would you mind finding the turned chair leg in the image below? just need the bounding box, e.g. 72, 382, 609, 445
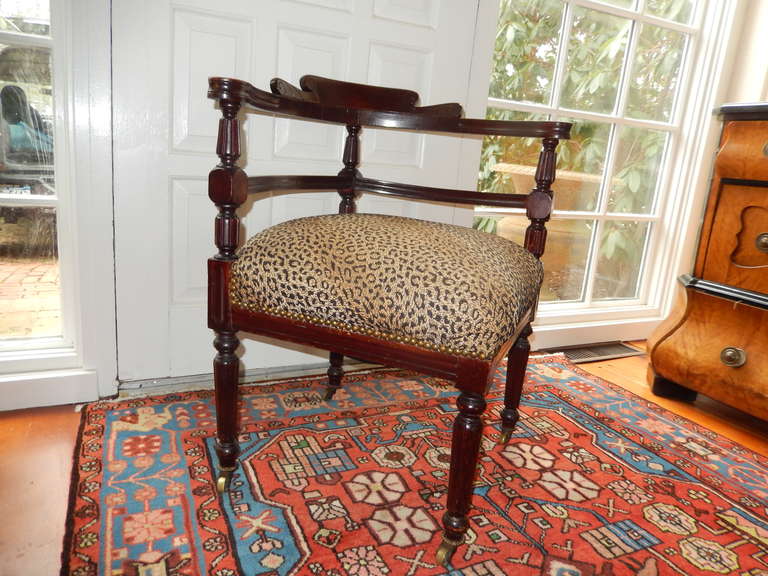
213, 330, 241, 493
437, 392, 486, 566
324, 351, 344, 400
499, 324, 532, 444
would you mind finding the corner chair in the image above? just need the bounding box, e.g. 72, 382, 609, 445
207, 74, 570, 564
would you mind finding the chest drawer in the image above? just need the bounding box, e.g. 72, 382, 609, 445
700, 183, 768, 292
651, 289, 768, 418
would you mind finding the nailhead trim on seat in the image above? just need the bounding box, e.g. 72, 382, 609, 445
231, 299, 487, 359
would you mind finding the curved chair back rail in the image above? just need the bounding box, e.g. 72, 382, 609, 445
208, 75, 571, 139
247, 174, 530, 209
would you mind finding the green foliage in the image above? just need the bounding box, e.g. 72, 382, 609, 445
472, 216, 499, 235
489, 0, 562, 104
480, 0, 687, 299
645, 0, 693, 24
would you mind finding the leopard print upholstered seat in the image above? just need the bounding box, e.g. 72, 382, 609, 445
230, 213, 543, 360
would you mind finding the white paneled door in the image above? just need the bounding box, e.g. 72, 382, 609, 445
112, 0, 483, 382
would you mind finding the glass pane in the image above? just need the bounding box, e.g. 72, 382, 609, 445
489, 215, 594, 302
608, 127, 669, 214
553, 118, 611, 211
0, 43, 54, 181
478, 108, 548, 195
0, 0, 50, 36
560, 6, 631, 114
645, 0, 694, 24
0, 206, 60, 338
626, 25, 687, 122
593, 220, 650, 300
489, 0, 563, 105
0, 2, 59, 340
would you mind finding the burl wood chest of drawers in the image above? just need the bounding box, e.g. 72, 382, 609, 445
647, 103, 768, 418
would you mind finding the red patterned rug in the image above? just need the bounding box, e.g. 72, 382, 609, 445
62, 356, 768, 576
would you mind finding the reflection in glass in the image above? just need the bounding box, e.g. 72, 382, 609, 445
608, 127, 668, 214
491, 216, 594, 302
0, 1, 59, 339
560, 7, 631, 114
0, 1, 50, 36
488, 0, 563, 105
0, 40, 54, 192
626, 25, 687, 122
593, 220, 650, 300
645, 0, 694, 24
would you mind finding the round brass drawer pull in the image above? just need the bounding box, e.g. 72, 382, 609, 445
757, 233, 768, 253
720, 347, 747, 367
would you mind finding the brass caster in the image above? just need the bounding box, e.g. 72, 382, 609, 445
498, 428, 513, 445
435, 539, 458, 566
216, 467, 235, 494
323, 387, 338, 401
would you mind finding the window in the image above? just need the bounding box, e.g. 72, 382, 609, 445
476, 0, 730, 330
0, 0, 59, 341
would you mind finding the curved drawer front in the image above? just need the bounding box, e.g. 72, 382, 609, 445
702, 183, 768, 293
717, 120, 768, 181
652, 290, 768, 419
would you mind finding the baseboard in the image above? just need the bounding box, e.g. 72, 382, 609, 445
118, 360, 377, 397
530, 318, 658, 350
0, 369, 100, 411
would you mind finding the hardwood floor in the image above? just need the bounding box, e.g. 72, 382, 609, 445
1, 348, 767, 575
577, 347, 768, 457
0, 404, 81, 576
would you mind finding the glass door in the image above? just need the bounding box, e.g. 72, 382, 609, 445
0, 0, 59, 342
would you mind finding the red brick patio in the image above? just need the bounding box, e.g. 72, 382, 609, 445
0, 258, 61, 339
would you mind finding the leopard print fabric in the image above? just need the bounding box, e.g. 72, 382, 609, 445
230, 213, 543, 360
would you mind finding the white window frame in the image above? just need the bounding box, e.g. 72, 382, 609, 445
0, 0, 116, 410
467, 0, 742, 348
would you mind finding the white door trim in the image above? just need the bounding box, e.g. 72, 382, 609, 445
0, 0, 117, 411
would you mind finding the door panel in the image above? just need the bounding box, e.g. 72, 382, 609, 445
113, 0, 481, 381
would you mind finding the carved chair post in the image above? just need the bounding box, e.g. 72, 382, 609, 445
325, 124, 363, 399
500, 137, 557, 444
208, 95, 247, 492
338, 124, 361, 214
524, 137, 557, 259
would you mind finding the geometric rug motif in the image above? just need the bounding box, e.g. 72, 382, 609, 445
61, 356, 768, 575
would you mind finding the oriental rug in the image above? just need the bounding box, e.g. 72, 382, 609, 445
62, 356, 768, 576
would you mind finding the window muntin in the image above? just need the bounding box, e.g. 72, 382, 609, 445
477, 0, 700, 308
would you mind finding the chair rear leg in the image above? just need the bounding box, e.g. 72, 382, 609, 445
437, 391, 486, 565
213, 330, 241, 493
499, 324, 532, 444
324, 351, 344, 400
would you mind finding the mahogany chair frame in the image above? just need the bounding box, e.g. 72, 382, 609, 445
207, 75, 570, 564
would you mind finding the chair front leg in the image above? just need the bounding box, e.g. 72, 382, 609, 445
213, 329, 241, 493
500, 324, 532, 444
437, 391, 486, 565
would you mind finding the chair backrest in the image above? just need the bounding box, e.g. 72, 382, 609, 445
207, 75, 571, 261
